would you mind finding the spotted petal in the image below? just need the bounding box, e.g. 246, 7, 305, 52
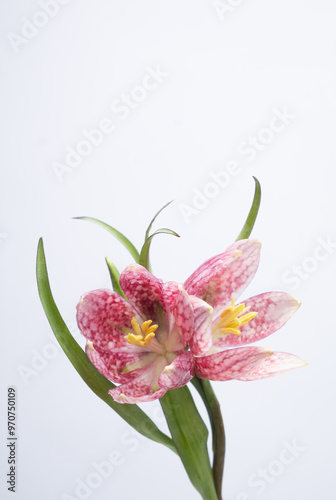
76, 289, 134, 352
188, 296, 213, 356
194, 346, 273, 381
236, 352, 307, 380
184, 239, 261, 316
162, 282, 194, 348
86, 341, 112, 380
109, 357, 168, 403
158, 351, 195, 390
86, 341, 157, 384
119, 264, 163, 323
213, 292, 301, 348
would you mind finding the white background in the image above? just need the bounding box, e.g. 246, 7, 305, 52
1, 1, 336, 499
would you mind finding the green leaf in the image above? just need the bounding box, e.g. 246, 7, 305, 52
145, 200, 173, 240
139, 228, 180, 271
160, 387, 218, 500
74, 217, 140, 262
105, 257, 126, 298
36, 238, 175, 453
236, 176, 261, 241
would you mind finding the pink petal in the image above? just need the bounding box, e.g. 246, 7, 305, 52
86, 341, 157, 384
194, 346, 273, 381
236, 352, 307, 380
188, 296, 213, 356
213, 292, 301, 348
86, 341, 112, 380
109, 357, 168, 404
119, 264, 163, 323
162, 282, 194, 347
184, 239, 261, 316
76, 289, 134, 351
158, 351, 195, 390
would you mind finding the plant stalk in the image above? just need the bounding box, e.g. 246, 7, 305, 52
191, 377, 225, 500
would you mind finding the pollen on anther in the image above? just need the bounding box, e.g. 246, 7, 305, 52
125, 317, 158, 348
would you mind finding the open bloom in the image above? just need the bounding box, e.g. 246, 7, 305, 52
76, 264, 211, 403
184, 239, 307, 381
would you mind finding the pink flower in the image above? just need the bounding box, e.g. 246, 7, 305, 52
76, 264, 211, 404
184, 239, 307, 381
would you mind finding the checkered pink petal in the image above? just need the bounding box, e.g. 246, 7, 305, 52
184, 239, 261, 317
109, 357, 168, 403
162, 282, 194, 346
86, 341, 157, 384
119, 264, 163, 323
76, 289, 134, 352
236, 352, 307, 380
158, 351, 195, 390
194, 346, 273, 381
188, 296, 213, 356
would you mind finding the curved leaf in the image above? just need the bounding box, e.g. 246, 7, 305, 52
74, 216, 140, 262
36, 238, 175, 452
105, 257, 126, 298
160, 387, 218, 500
236, 177, 261, 241
139, 228, 180, 271
145, 200, 173, 240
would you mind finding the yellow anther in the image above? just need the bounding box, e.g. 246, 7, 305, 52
214, 298, 258, 337
239, 311, 258, 326
131, 317, 143, 336
220, 302, 246, 325
221, 327, 241, 336
226, 318, 241, 329
125, 317, 158, 347
147, 324, 159, 334
141, 320, 153, 333
144, 332, 156, 343
126, 333, 145, 347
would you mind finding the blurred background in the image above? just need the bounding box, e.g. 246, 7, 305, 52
1, 1, 335, 499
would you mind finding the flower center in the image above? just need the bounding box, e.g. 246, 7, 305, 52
214, 298, 258, 336
125, 317, 159, 347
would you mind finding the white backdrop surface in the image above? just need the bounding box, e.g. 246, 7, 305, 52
1, 1, 336, 499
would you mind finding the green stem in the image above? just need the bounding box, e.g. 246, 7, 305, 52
160, 387, 218, 500
191, 377, 225, 500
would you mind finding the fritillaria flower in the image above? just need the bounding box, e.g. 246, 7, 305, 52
76, 264, 211, 403
184, 239, 307, 381
37, 179, 308, 500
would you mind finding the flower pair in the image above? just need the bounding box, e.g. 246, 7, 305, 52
76, 239, 306, 404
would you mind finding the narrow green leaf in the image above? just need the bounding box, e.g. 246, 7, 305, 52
105, 257, 126, 298
139, 228, 180, 271
36, 238, 175, 452
145, 200, 173, 240
236, 177, 261, 241
74, 217, 140, 262
160, 387, 218, 500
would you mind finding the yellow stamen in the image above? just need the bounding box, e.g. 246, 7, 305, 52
214, 298, 258, 337
147, 324, 159, 334
141, 320, 152, 333
125, 317, 158, 347
131, 317, 143, 336
239, 311, 258, 326
221, 327, 241, 336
